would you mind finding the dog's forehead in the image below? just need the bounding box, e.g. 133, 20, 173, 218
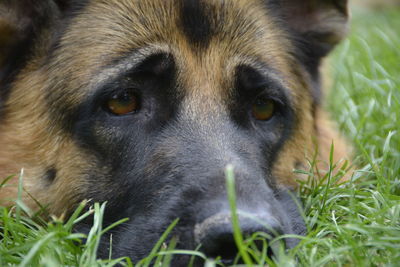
74, 0, 281, 46
49, 0, 294, 104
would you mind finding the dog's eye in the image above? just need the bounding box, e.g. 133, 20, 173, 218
106, 91, 139, 115
252, 97, 275, 121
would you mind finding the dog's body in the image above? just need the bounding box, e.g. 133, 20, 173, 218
0, 0, 350, 264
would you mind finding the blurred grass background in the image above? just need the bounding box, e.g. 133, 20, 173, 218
295, 4, 400, 266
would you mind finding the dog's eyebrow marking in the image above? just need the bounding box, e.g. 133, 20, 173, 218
89, 46, 170, 91
235, 61, 292, 103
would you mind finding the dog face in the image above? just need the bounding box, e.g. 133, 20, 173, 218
0, 0, 349, 264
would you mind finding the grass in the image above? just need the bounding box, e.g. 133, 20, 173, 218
295, 7, 400, 266
1, 7, 400, 267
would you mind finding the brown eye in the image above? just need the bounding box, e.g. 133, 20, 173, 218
252, 97, 275, 121
107, 91, 139, 115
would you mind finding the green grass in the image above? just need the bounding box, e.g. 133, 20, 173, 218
296, 7, 400, 266
1, 7, 400, 267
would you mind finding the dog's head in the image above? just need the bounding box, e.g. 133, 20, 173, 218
0, 0, 348, 264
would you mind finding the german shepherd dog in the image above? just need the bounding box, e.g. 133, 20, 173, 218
0, 0, 351, 264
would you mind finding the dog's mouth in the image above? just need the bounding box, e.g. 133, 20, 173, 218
84, 186, 306, 265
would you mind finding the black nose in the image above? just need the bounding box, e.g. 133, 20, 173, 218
194, 212, 284, 264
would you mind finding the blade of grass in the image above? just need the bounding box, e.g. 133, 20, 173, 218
225, 164, 253, 265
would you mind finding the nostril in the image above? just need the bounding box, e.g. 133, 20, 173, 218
199, 228, 238, 264
194, 212, 284, 263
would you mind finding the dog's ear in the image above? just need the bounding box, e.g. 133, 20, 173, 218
279, 0, 349, 57
0, 0, 65, 78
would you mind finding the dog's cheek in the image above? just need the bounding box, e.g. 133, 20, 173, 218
0, 131, 95, 215
272, 64, 352, 187
0, 70, 95, 215
41, 143, 99, 215
272, 64, 316, 187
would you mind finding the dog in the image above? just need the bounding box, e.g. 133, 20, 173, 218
0, 0, 351, 265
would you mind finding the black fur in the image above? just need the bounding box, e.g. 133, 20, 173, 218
46, 0, 90, 61
179, 0, 214, 48
44, 168, 57, 183
264, 0, 348, 107
0, 1, 56, 117
290, 32, 325, 105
